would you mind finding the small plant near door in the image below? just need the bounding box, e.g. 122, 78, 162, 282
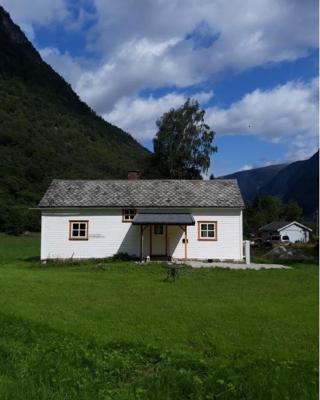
162, 262, 186, 281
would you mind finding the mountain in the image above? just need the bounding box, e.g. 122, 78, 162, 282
260, 151, 319, 217
222, 152, 319, 217
222, 164, 287, 202
0, 6, 149, 233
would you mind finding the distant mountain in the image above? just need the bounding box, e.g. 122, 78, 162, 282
0, 6, 149, 232
222, 152, 319, 217
260, 151, 319, 217
221, 164, 287, 202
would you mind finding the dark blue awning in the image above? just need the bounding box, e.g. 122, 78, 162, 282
132, 213, 195, 225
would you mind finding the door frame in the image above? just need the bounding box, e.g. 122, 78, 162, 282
150, 224, 168, 257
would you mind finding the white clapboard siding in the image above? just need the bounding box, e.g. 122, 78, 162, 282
41, 208, 243, 261
41, 209, 140, 260
169, 208, 243, 261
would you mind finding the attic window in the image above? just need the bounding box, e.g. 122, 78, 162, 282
122, 209, 136, 222
198, 221, 217, 241
69, 221, 88, 240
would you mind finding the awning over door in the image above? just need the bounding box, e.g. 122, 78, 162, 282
132, 213, 195, 225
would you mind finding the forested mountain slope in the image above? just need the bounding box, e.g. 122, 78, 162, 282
260, 151, 319, 217
0, 6, 149, 232
222, 164, 286, 202
222, 152, 319, 217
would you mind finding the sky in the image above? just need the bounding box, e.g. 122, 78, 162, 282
1, 0, 319, 176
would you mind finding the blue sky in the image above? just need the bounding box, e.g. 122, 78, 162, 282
2, 0, 318, 176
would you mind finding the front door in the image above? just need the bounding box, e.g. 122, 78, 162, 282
151, 225, 166, 256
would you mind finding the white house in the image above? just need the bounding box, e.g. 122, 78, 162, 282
259, 221, 312, 243
38, 173, 245, 261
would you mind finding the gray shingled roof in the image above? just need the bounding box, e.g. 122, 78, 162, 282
259, 221, 292, 231
259, 221, 312, 232
38, 179, 244, 208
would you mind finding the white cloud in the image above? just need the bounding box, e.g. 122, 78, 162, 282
40, 47, 85, 85
205, 79, 319, 161
241, 165, 254, 171
28, 0, 317, 119
79, 0, 317, 116
1, 0, 69, 27
104, 91, 213, 140
90, 0, 317, 61
75, 37, 196, 114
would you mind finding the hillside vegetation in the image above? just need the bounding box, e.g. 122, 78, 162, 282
0, 6, 149, 233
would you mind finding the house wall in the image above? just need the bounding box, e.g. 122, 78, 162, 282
279, 225, 309, 243
168, 208, 243, 260
41, 209, 140, 260
41, 208, 243, 261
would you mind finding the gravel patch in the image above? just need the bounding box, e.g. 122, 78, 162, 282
180, 261, 290, 270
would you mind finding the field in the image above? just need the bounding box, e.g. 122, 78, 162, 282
0, 234, 318, 399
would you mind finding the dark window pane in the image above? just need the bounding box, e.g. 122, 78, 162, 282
73, 223, 79, 230
124, 209, 135, 220
79, 230, 86, 237
72, 229, 78, 236
80, 223, 86, 230
201, 230, 207, 237
208, 231, 214, 237
208, 224, 214, 231
154, 225, 164, 235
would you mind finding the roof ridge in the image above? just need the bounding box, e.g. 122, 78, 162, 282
52, 179, 237, 182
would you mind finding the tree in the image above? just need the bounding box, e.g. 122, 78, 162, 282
148, 98, 217, 179
282, 201, 302, 221
243, 195, 303, 237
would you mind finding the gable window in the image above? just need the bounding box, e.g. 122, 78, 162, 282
122, 209, 136, 222
154, 225, 164, 235
198, 221, 217, 241
69, 221, 88, 240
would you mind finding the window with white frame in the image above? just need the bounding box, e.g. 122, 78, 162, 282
122, 209, 136, 222
69, 221, 88, 240
198, 222, 217, 240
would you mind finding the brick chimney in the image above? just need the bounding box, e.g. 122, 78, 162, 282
128, 170, 140, 180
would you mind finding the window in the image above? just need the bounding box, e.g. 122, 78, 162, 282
69, 221, 88, 240
154, 225, 164, 235
271, 235, 281, 241
122, 209, 136, 222
198, 221, 217, 240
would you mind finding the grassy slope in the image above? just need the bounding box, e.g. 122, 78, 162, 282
0, 234, 318, 399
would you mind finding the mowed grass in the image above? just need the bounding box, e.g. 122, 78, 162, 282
0, 234, 318, 399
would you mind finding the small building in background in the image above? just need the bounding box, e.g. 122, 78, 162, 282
259, 221, 312, 243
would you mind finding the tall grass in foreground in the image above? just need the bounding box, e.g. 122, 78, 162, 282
0, 313, 317, 400
0, 234, 318, 399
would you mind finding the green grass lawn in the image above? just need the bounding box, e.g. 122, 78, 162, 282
0, 234, 318, 399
